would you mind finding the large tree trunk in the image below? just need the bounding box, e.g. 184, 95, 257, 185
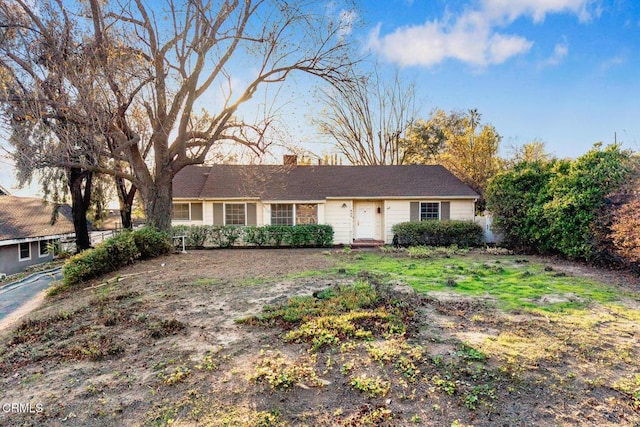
115, 176, 136, 230
142, 174, 173, 233
67, 167, 92, 251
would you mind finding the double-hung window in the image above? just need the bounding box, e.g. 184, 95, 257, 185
172, 203, 190, 220
18, 242, 31, 261
225, 203, 246, 225
172, 202, 203, 221
39, 240, 50, 258
271, 204, 294, 226
420, 202, 440, 221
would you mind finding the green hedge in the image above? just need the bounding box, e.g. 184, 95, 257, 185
392, 220, 483, 248
171, 224, 334, 248
132, 227, 173, 259
62, 227, 171, 287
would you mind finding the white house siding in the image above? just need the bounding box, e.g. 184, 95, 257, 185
384, 200, 411, 243
325, 200, 353, 245
450, 200, 475, 220
374, 201, 383, 241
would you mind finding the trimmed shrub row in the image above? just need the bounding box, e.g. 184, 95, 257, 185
392, 220, 483, 248
62, 228, 172, 287
171, 224, 334, 249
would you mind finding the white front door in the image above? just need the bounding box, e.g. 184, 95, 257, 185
355, 203, 375, 239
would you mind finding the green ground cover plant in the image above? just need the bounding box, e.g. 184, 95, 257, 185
337, 250, 625, 312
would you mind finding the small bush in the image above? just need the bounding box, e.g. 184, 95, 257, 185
102, 232, 140, 266
243, 226, 269, 246
62, 232, 139, 287
309, 225, 334, 247
392, 220, 483, 248
185, 225, 210, 248
132, 227, 173, 259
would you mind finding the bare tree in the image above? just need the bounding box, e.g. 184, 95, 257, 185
314, 65, 417, 165
84, 0, 359, 231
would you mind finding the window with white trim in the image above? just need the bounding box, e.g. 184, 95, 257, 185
172, 203, 190, 220
19, 242, 31, 261
420, 202, 440, 221
39, 240, 50, 257
225, 203, 246, 225
271, 204, 294, 225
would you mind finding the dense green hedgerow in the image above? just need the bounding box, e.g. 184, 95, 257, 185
62, 227, 171, 288
171, 224, 334, 248
62, 232, 139, 287
392, 220, 483, 248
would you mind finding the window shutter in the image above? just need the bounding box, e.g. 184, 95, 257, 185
247, 203, 257, 226
191, 203, 203, 221
212, 203, 223, 225
410, 202, 419, 222
441, 202, 450, 220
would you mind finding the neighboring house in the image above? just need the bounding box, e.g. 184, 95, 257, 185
171, 157, 479, 245
0, 184, 10, 196
0, 196, 75, 276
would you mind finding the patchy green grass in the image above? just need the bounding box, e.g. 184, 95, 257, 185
337, 252, 625, 312
3, 248, 639, 426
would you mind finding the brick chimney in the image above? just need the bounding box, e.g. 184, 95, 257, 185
283, 154, 298, 166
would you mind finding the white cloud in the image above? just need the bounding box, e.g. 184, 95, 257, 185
483, 0, 601, 24
540, 40, 569, 68
600, 54, 626, 71
369, 0, 599, 68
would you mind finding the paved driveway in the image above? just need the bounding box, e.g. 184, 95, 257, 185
0, 268, 62, 321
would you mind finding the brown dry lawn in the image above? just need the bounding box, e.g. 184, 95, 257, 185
0, 248, 639, 426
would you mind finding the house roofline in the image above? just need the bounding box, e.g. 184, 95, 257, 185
325, 196, 479, 201
0, 233, 76, 247
173, 196, 479, 202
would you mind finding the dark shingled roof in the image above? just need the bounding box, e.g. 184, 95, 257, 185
0, 196, 75, 242
173, 165, 479, 200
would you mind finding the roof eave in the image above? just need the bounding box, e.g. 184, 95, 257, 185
0, 233, 76, 247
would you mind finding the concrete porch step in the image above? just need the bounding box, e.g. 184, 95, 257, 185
351, 239, 385, 248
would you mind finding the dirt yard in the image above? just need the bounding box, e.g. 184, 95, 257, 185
0, 248, 639, 426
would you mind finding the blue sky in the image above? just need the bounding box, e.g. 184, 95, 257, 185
360, 0, 640, 158
2, 0, 639, 196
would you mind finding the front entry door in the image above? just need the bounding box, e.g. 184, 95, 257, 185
356, 203, 375, 239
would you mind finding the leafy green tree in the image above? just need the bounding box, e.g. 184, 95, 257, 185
485, 160, 555, 251
487, 143, 633, 261
543, 144, 632, 260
